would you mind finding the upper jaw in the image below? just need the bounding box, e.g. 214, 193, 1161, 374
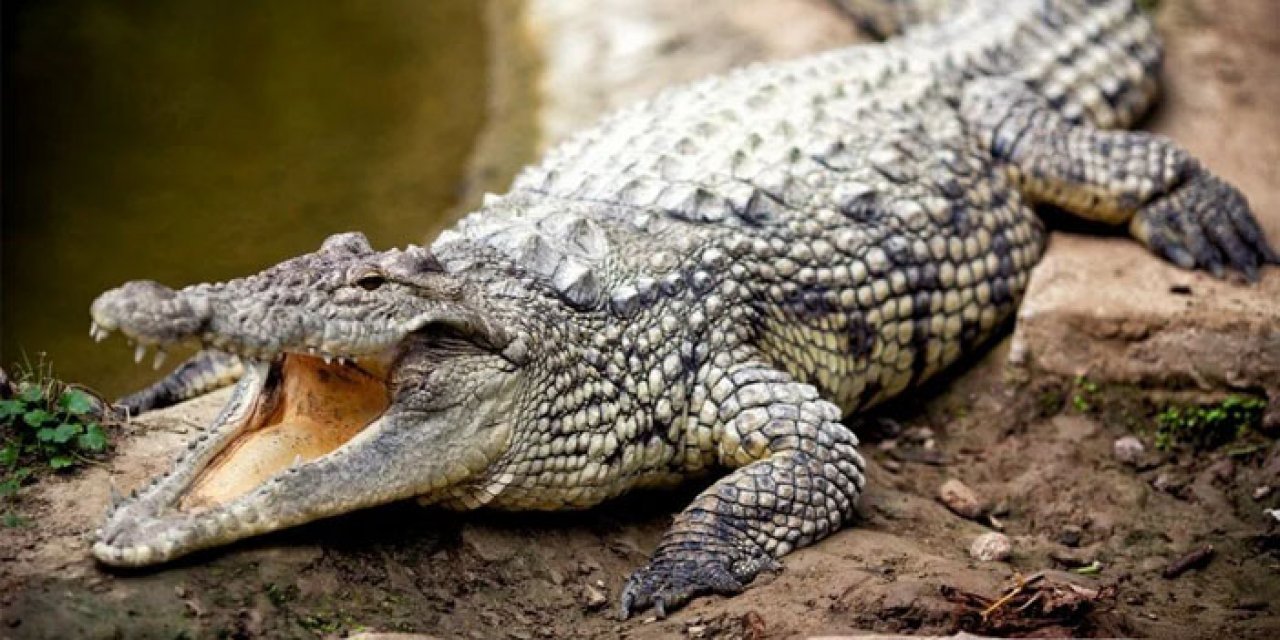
89, 285, 412, 368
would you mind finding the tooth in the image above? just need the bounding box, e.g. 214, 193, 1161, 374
323, 355, 333, 365
153, 350, 168, 370
292, 454, 303, 467
134, 345, 147, 364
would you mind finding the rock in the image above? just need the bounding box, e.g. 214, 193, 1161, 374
1253, 485, 1272, 500
583, 584, 608, 611
1011, 234, 1280, 403
938, 479, 986, 519
1153, 472, 1189, 496
1049, 547, 1093, 568
969, 532, 1012, 562
1057, 525, 1084, 548
1113, 436, 1146, 465
901, 426, 935, 443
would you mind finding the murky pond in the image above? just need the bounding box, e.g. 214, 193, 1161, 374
3, 0, 503, 397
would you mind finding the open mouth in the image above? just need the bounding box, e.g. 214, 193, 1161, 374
92, 343, 400, 566
176, 352, 392, 512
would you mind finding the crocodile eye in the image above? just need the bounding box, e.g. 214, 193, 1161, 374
355, 272, 386, 291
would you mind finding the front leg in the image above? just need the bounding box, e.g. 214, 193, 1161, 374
115, 350, 244, 418
620, 364, 865, 618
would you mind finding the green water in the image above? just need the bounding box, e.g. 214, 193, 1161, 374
2, 0, 490, 397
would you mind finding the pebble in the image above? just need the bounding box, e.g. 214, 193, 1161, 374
902, 426, 935, 443
583, 584, 608, 611
1254, 485, 1272, 500
1049, 547, 1092, 568
1113, 436, 1145, 465
1153, 472, 1188, 495
938, 478, 985, 519
969, 532, 1012, 562
1057, 525, 1083, 548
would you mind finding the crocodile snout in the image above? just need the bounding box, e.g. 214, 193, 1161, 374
90, 280, 211, 346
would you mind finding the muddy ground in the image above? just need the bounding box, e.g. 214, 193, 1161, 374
3, 0, 1280, 638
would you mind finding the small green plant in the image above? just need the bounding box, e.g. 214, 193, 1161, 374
1072, 375, 1099, 413
265, 582, 300, 607
1153, 395, 1266, 451
297, 610, 362, 634
1, 358, 111, 525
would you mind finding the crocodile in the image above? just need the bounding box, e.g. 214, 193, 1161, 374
87, 0, 1275, 619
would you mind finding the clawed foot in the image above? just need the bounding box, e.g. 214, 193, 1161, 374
1132, 170, 1278, 281
618, 551, 777, 620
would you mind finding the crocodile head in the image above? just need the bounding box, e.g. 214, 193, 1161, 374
89, 232, 530, 566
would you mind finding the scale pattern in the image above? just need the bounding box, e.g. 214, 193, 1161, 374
427, 0, 1274, 616
87, 0, 1277, 619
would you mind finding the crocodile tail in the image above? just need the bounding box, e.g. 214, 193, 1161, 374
835, 0, 1163, 129
1008, 0, 1163, 129
828, 0, 972, 39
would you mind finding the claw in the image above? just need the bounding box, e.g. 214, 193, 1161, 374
1243, 262, 1260, 283
618, 593, 634, 621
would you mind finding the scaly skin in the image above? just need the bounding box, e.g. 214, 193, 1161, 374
88, 0, 1275, 620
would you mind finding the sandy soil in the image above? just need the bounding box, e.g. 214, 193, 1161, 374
3, 1, 1279, 638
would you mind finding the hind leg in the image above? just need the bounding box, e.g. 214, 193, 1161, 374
960, 77, 1277, 280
